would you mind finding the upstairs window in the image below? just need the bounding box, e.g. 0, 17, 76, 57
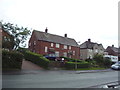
69, 46, 71, 50
34, 41, 36, 45
73, 51, 75, 55
64, 45, 67, 49
45, 46, 48, 52
51, 43, 54, 47
29, 43, 31, 46
56, 43, 60, 48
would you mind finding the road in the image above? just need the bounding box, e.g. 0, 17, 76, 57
2, 70, 119, 88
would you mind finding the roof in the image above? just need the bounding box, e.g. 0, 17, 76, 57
106, 46, 119, 53
33, 30, 79, 47
80, 39, 104, 49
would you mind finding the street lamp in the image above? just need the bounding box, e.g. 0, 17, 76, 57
75, 41, 80, 70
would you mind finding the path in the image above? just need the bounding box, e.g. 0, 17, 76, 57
21, 60, 43, 70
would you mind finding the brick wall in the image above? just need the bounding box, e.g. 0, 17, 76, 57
29, 35, 80, 59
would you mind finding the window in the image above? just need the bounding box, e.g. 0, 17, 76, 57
64, 45, 67, 49
56, 43, 60, 48
51, 43, 54, 47
45, 46, 48, 52
69, 46, 71, 50
88, 49, 92, 52
55, 51, 59, 57
95, 49, 98, 53
4, 36, 7, 41
73, 51, 75, 55
63, 52, 67, 57
29, 43, 31, 46
34, 41, 36, 45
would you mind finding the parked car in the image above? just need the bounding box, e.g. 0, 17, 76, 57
111, 61, 120, 70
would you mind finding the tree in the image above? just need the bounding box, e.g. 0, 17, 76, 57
93, 54, 112, 68
1, 21, 31, 50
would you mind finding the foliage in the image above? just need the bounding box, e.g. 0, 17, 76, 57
60, 56, 83, 62
93, 54, 112, 68
24, 51, 50, 69
1, 21, 31, 50
2, 50, 23, 69
103, 57, 112, 68
85, 58, 97, 67
64, 61, 90, 69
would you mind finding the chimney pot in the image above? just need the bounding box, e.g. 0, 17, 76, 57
45, 27, 48, 33
112, 45, 114, 47
64, 34, 67, 37
88, 39, 91, 42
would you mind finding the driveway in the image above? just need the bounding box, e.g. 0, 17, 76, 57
21, 60, 43, 70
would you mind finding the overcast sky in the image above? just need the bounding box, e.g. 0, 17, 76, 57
0, 0, 119, 48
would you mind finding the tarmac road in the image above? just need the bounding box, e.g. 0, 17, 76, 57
2, 70, 119, 88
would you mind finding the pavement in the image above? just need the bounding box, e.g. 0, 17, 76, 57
75, 69, 113, 74
2, 68, 114, 75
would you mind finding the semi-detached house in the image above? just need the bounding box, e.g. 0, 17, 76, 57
28, 28, 80, 59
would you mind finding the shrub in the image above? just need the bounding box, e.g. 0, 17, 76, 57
60, 56, 83, 62
24, 51, 50, 69
103, 58, 112, 68
93, 54, 112, 68
2, 50, 23, 69
64, 61, 90, 69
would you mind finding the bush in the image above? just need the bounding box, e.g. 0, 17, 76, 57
103, 58, 112, 68
93, 54, 112, 68
2, 50, 23, 69
24, 51, 50, 69
64, 61, 90, 69
60, 57, 83, 62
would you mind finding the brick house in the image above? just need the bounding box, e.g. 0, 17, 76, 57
105, 45, 119, 56
28, 28, 80, 59
1, 23, 14, 50
80, 39, 105, 60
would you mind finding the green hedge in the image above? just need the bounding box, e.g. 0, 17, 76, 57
60, 57, 83, 62
24, 51, 50, 69
64, 61, 90, 69
2, 50, 23, 69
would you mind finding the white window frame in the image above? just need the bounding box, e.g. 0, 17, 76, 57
56, 43, 60, 48
63, 52, 67, 57
64, 45, 67, 49
34, 41, 36, 45
69, 46, 71, 50
55, 51, 59, 57
45, 46, 48, 53
29, 42, 31, 46
95, 49, 98, 53
51, 43, 54, 47
73, 51, 75, 55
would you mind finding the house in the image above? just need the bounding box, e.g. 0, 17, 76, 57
105, 45, 119, 56
0, 23, 2, 49
28, 28, 80, 60
80, 39, 105, 60
105, 45, 120, 62
1, 24, 14, 50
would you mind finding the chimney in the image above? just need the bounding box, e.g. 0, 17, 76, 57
88, 39, 91, 42
64, 34, 67, 37
45, 27, 48, 33
112, 45, 114, 47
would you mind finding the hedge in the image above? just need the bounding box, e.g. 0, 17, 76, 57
64, 61, 90, 69
24, 51, 50, 69
60, 57, 83, 62
2, 50, 23, 69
